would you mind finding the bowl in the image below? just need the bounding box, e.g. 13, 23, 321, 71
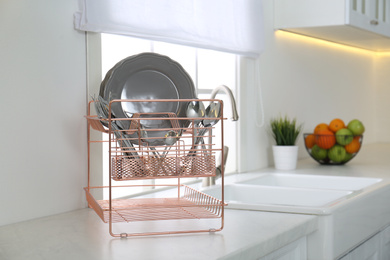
303, 133, 363, 165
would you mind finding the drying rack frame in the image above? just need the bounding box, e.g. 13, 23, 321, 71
85, 98, 226, 237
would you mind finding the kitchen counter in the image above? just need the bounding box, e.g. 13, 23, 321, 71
226, 143, 390, 183
0, 207, 317, 260
1, 143, 389, 260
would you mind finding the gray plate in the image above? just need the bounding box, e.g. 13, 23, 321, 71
100, 52, 196, 145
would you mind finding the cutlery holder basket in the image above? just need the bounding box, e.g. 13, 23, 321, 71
111, 155, 216, 180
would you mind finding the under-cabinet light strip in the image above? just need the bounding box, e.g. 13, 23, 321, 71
275, 30, 390, 56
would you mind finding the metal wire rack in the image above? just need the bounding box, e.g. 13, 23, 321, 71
85, 99, 225, 237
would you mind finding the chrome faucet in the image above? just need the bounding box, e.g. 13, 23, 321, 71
203, 85, 239, 187
210, 85, 239, 121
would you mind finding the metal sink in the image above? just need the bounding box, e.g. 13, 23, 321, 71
237, 173, 381, 191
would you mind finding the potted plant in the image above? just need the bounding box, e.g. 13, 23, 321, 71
270, 116, 302, 170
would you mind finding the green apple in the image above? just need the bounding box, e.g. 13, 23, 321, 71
328, 145, 346, 163
311, 145, 327, 160
343, 153, 354, 162
347, 119, 365, 135
335, 128, 353, 145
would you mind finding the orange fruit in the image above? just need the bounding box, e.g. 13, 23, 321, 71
314, 123, 329, 134
315, 129, 336, 149
305, 134, 316, 149
329, 118, 345, 133
345, 137, 361, 153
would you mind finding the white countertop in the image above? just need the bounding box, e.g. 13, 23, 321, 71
232, 143, 390, 182
0, 207, 317, 260
1, 143, 389, 260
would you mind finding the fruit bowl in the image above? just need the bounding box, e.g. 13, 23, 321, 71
303, 133, 363, 165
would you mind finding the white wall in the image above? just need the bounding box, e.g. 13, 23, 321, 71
239, 0, 389, 172
373, 55, 390, 139
0, 0, 87, 225
1, 0, 389, 226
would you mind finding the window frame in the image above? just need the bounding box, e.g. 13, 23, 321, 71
86, 32, 240, 199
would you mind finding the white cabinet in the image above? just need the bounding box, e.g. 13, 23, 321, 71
259, 237, 307, 260
338, 233, 380, 260
274, 0, 390, 51
338, 225, 390, 260
257, 225, 390, 260
381, 225, 390, 259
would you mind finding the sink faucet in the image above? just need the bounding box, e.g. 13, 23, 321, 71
203, 146, 229, 187
210, 85, 239, 121
203, 85, 238, 187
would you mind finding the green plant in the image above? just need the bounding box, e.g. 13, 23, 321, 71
270, 116, 302, 146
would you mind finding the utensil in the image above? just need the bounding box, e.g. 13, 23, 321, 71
202, 101, 221, 130
188, 101, 221, 155
92, 95, 139, 158
93, 95, 126, 130
92, 95, 109, 127
111, 122, 140, 159
198, 101, 221, 144
186, 100, 205, 125
165, 130, 179, 146
186, 100, 205, 153
140, 125, 159, 153
140, 125, 174, 174
162, 130, 181, 157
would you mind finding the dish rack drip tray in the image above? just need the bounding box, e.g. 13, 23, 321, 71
85, 185, 224, 223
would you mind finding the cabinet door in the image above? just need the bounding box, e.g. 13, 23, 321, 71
274, 0, 390, 51
348, 0, 390, 38
339, 225, 390, 260
259, 237, 307, 260
379, 225, 390, 260
338, 232, 381, 260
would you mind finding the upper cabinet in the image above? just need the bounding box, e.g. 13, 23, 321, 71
274, 0, 390, 51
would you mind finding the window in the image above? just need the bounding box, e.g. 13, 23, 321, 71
100, 33, 238, 198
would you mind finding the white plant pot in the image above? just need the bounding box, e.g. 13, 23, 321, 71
272, 145, 299, 170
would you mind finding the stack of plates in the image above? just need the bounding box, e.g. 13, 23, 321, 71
99, 52, 197, 146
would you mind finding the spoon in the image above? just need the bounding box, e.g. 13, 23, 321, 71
203, 102, 221, 128
186, 100, 205, 126
189, 101, 221, 155
186, 101, 205, 154
162, 129, 181, 157
197, 101, 221, 145
165, 130, 179, 145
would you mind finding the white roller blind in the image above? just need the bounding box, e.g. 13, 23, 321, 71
74, 0, 264, 57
